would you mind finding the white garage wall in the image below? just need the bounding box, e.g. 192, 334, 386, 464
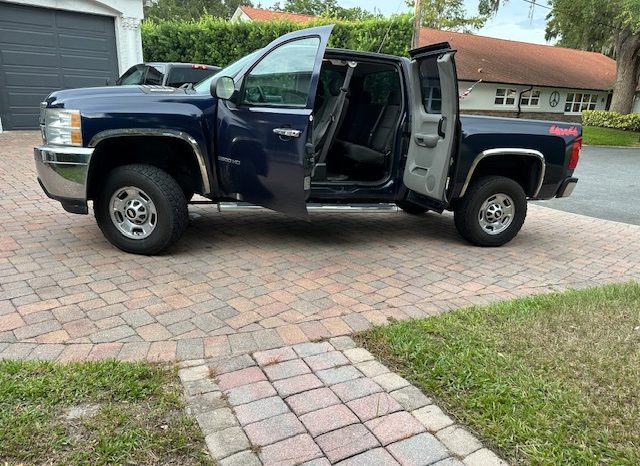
3, 0, 143, 74
459, 81, 609, 115
633, 94, 640, 114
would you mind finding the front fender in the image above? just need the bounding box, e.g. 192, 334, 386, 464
88, 128, 211, 195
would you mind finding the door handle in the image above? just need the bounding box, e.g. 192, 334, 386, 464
437, 117, 447, 138
414, 133, 439, 148
273, 128, 302, 138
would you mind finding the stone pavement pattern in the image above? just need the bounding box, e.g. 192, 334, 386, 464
180, 337, 507, 466
2, 131, 640, 361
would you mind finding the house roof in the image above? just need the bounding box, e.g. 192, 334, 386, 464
235, 7, 617, 91
419, 28, 616, 91
236, 6, 314, 24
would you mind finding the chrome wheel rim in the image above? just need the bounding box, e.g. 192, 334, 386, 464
478, 193, 514, 235
109, 186, 157, 239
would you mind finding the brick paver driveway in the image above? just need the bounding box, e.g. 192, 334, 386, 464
2, 131, 639, 362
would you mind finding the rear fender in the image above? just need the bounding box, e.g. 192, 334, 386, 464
459, 148, 545, 198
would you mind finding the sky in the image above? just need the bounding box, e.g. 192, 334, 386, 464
256, 0, 553, 45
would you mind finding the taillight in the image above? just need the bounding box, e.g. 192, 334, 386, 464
192, 64, 208, 69
568, 137, 582, 170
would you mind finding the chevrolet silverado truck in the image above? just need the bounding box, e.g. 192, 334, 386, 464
35, 25, 580, 255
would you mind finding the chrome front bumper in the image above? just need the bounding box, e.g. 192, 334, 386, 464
34, 145, 94, 214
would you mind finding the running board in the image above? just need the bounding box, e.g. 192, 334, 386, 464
208, 202, 399, 213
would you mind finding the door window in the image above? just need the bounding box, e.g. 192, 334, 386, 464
166, 67, 217, 87
418, 60, 442, 114
243, 37, 320, 107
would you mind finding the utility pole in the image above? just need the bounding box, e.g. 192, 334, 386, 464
412, 0, 422, 49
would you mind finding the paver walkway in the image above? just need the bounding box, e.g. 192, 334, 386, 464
1, 131, 640, 361
180, 337, 507, 466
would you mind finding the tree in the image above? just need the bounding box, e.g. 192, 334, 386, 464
272, 0, 380, 20
409, 0, 489, 32
544, 0, 640, 114
144, 0, 252, 21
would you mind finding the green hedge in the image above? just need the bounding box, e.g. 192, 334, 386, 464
582, 110, 640, 132
141, 15, 413, 68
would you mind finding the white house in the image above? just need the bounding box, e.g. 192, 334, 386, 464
0, 0, 144, 130
419, 28, 616, 122
233, 6, 623, 122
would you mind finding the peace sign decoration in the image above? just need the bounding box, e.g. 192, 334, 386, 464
549, 91, 560, 108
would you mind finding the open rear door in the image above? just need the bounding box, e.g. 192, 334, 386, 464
403, 42, 459, 204
215, 25, 333, 219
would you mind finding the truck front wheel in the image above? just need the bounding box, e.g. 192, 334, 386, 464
94, 164, 188, 255
454, 176, 527, 247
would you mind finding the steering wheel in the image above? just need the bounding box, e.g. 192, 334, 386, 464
247, 85, 267, 103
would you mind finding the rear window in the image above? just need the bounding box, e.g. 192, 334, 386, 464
166, 67, 218, 87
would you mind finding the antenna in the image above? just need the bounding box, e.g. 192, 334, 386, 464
377, 0, 406, 54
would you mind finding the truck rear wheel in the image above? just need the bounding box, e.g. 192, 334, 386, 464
94, 164, 188, 255
454, 176, 527, 247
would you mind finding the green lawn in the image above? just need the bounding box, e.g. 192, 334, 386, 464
358, 283, 640, 465
0, 360, 212, 465
582, 126, 640, 146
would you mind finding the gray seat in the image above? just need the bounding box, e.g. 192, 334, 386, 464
341, 90, 401, 165
313, 77, 343, 153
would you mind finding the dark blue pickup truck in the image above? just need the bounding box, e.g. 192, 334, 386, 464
35, 25, 580, 255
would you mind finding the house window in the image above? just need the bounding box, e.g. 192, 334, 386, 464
423, 82, 442, 113
494, 88, 517, 106
520, 90, 541, 107
564, 93, 598, 113
418, 59, 443, 114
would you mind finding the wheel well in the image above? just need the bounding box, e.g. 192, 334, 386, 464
87, 136, 204, 200
465, 154, 542, 198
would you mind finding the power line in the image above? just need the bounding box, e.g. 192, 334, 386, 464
519, 0, 619, 32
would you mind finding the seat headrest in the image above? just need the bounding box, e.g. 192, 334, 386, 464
328, 77, 343, 96
387, 90, 401, 105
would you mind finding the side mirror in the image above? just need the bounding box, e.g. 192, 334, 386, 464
210, 75, 236, 101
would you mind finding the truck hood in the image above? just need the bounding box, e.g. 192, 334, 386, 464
44, 85, 192, 109
42, 85, 216, 148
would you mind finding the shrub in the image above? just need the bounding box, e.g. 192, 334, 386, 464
141, 15, 414, 68
582, 110, 640, 132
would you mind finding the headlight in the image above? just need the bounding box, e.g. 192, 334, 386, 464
42, 108, 82, 146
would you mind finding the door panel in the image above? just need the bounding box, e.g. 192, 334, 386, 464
403, 44, 459, 203
215, 26, 332, 218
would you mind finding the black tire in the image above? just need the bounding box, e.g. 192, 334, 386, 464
396, 200, 429, 215
94, 164, 188, 255
454, 176, 527, 247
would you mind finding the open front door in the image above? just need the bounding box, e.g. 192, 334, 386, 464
403, 42, 459, 204
215, 25, 332, 219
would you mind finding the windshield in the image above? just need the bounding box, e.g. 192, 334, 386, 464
193, 49, 262, 93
